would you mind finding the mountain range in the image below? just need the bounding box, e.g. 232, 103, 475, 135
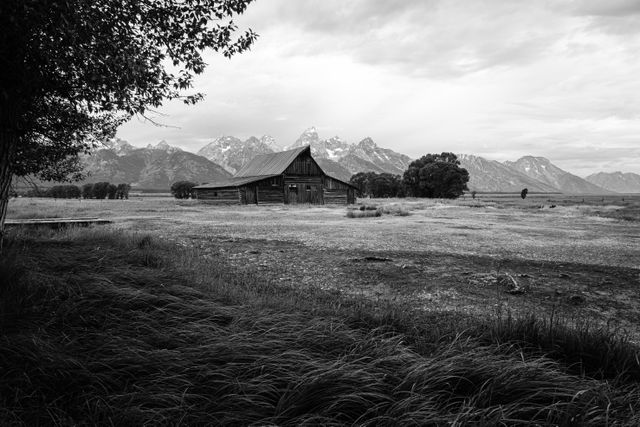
79, 139, 231, 190
584, 172, 640, 194
73, 128, 640, 193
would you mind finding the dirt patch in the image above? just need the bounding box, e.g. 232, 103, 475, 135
174, 233, 640, 339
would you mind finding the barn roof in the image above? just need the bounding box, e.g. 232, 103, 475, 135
193, 175, 279, 189
234, 146, 310, 177
193, 144, 358, 190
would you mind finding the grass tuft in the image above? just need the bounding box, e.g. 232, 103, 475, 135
346, 208, 382, 218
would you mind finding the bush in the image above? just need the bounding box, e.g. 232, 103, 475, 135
381, 205, 410, 216
171, 181, 197, 199
346, 208, 382, 218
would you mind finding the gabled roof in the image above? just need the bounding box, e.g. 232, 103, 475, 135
193, 175, 279, 189
193, 144, 357, 191
234, 146, 309, 177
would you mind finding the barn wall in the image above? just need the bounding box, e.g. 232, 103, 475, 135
256, 188, 284, 204
195, 188, 241, 204
323, 177, 356, 204
284, 177, 323, 204
240, 185, 257, 204
323, 189, 348, 204
284, 151, 323, 176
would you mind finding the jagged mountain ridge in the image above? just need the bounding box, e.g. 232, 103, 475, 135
196, 127, 412, 180
285, 127, 412, 176
585, 172, 640, 193
287, 128, 351, 161
505, 156, 614, 194
81, 140, 231, 190
197, 135, 281, 174
457, 154, 559, 193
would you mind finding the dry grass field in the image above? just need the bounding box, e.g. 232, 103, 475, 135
7, 194, 640, 334
3, 194, 640, 425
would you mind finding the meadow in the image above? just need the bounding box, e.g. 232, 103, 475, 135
2, 194, 639, 425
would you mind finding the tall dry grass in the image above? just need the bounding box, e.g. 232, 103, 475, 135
1, 227, 639, 425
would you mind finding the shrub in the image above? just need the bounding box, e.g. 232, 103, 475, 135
171, 181, 197, 199
381, 205, 410, 216
346, 208, 382, 218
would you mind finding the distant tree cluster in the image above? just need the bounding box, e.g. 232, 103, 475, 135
24, 185, 81, 199
350, 153, 470, 200
171, 181, 197, 199
81, 182, 131, 199
350, 172, 405, 198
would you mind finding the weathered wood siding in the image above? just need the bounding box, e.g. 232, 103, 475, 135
240, 185, 257, 204
256, 187, 284, 204
195, 188, 241, 204
323, 176, 356, 204
284, 151, 323, 176
284, 177, 323, 204
242, 177, 284, 204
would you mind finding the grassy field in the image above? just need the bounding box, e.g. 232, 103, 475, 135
2, 195, 639, 425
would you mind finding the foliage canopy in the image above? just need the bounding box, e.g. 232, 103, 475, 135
403, 153, 469, 199
350, 172, 405, 198
0, 0, 257, 237
171, 181, 198, 199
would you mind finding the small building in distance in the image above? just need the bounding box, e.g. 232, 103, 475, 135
193, 145, 356, 205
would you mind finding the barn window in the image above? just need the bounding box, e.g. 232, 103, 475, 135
306, 185, 311, 191
288, 184, 297, 193
271, 177, 278, 186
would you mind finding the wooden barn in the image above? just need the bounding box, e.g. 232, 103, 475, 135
193, 146, 357, 205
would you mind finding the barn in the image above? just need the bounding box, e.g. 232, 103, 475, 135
192, 145, 357, 205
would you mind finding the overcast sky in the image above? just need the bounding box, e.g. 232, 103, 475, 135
116, 0, 640, 176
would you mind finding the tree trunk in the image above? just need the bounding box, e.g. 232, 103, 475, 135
0, 129, 17, 253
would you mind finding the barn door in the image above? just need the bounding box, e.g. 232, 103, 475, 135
245, 186, 258, 204
286, 184, 298, 204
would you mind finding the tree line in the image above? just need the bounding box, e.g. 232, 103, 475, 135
350, 152, 470, 199
24, 183, 131, 199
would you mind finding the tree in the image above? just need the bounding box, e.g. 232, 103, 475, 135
371, 173, 404, 198
116, 184, 131, 200
403, 152, 469, 199
81, 183, 94, 199
350, 172, 374, 197
521, 188, 528, 199
0, 1, 257, 245
171, 181, 197, 199
350, 172, 405, 198
107, 184, 118, 200
92, 182, 111, 200
46, 184, 80, 199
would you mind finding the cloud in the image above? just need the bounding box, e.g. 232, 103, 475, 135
241, 0, 574, 77
115, 1, 640, 175
570, 0, 640, 17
